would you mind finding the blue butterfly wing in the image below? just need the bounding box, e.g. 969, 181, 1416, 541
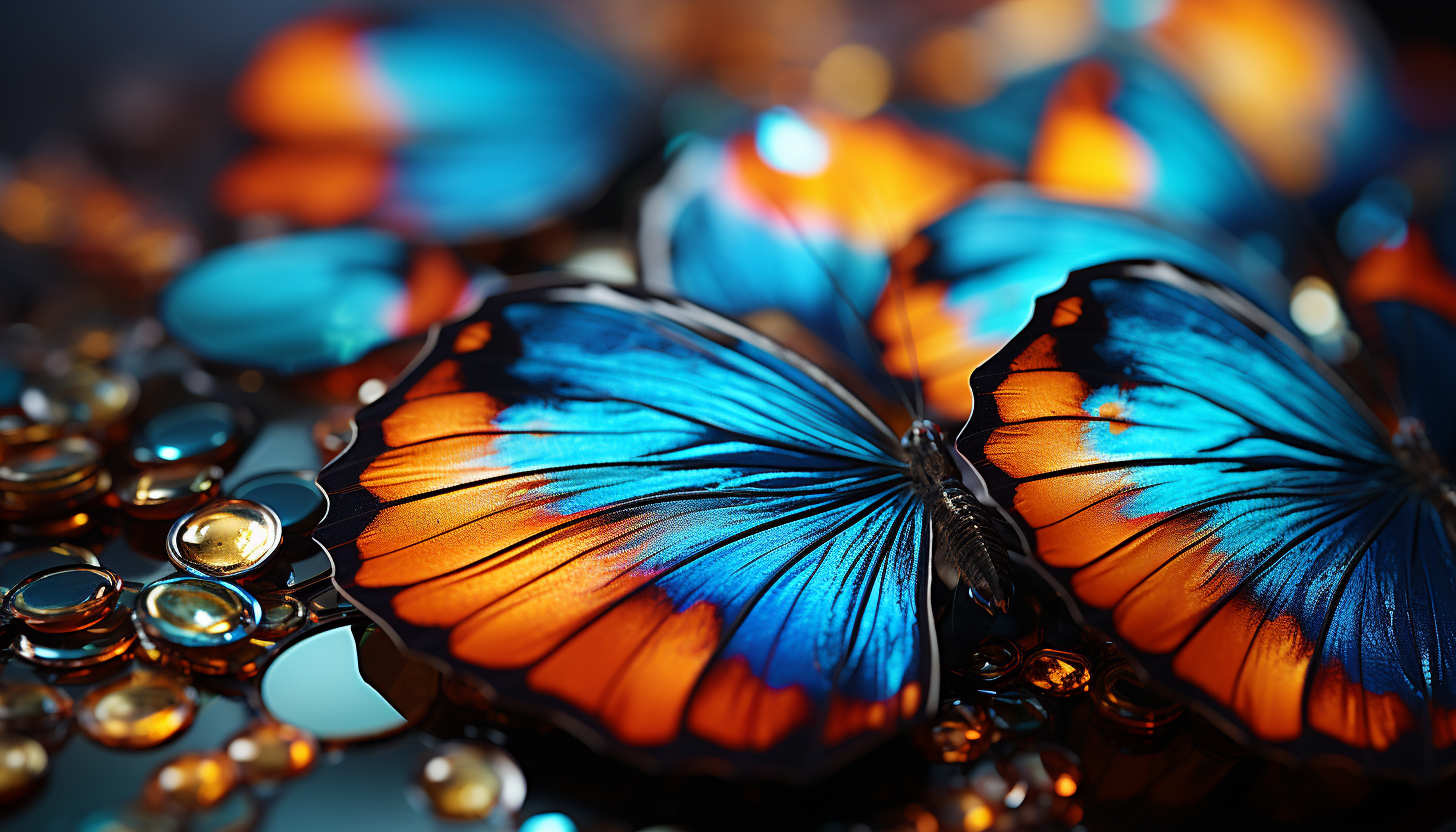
959, 260, 1456, 770
314, 282, 935, 776
877, 186, 1291, 420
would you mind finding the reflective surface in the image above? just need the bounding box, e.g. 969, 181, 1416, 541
227, 470, 324, 535
1022, 649, 1093, 697
114, 463, 224, 519
167, 498, 282, 579
76, 671, 198, 749
135, 576, 261, 648
226, 720, 319, 783
0, 542, 101, 597
132, 402, 240, 465
14, 585, 140, 668
0, 681, 74, 744
413, 743, 526, 821
20, 363, 138, 428
4, 564, 122, 632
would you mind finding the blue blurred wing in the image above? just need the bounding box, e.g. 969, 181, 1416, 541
959, 261, 1456, 770
314, 282, 935, 776
877, 186, 1291, 419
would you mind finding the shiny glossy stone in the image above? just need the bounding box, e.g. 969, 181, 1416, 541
0, 435, 101, 489
261, 622, 437, 742
0, 542, 100, 596
964, 636, 1021, 683
1023, 649, 1093, 696
20, 363, 138, 428
76, 670, 197, 749
984, 690, 1050, 737
0, 412, 62, 449
917, 699, 992, 764
142, 750, 240, 811
15, 585, 139, 668
228, 471, 324, 536
1092, 660, 1185, 733
225, 720, 319, 783
167, 498, 282, 579
0, 681, 74, 740
414, 743, 526, 821
254, 593, 306, 639
136, 577, 261, 649
0, 733, 48, 805
115, 463, 224, 520
5, 565, 122, 632
132, 403, 239, 465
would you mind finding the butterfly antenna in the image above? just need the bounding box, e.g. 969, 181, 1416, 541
763, 194, 921, 420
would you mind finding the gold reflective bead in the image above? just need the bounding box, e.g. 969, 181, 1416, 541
415, 744, 524, 821
136, 577, 260, 649
76, 670, 197, 749
142, 750, 240, 811
167, 498, 282, 579
0, 733, 48, 805
1023, 649, 1092, 696
115, 464, 223, 520
226, 720, 319, 783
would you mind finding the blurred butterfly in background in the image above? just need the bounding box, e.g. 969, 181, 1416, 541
313, 281, 1017, 777
960, 258, 1456, 773
215, 9, 649, 239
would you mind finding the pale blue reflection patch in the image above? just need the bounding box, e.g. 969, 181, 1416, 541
261, 626, 406, 740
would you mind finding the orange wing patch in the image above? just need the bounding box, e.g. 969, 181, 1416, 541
453, 321, 493, 353
687, 657, 813, 751
214, 145, 388, 226
1307, 660, 1415, 751
822, 683, 922, 746
1051, 296, 1084, 327
1347, 227, 1456, 325
1028, 61, 1155, 207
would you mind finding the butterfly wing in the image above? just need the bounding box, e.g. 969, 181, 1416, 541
876, 186, 1291, 420
959, 260, 1456, 771
314, 282, 936, 777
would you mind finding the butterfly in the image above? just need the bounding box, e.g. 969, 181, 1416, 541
312, 280, 1012, 777
959, 258, 1456, 771
160, 229, 487, 373
219, 10, 647, 238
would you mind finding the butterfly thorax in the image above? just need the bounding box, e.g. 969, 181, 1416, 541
1393, 418, 1456, 541
902, 420, 1013, 613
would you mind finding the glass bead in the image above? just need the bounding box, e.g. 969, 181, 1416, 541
225, 720, 319, 783
414, 743, 526, 821
984, 690, 1050, 737
228, 471, 324, 536
1023, 649, 1092, 696
1091, 660, 1185, 733
0, 542, 100, 597
136, 576, 261, 649
15, 584, 139, 668
167, 498, 283, 579
916, 699, 991, 764
0, 733, 48, 805
20, 363, 138, 429
76, 670, 197, 749
115, 463, 223, 520
0, 412, 62, 449
4, 564, 122, 632
254, 593, 307, 639
0, 436, 106, 520
963, 636, 1021, 683
0, 681, 74, 742
141, 750, 240, 811
132, 402, 240, 465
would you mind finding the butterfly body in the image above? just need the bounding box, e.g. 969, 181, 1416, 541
903, 420, 1012, 613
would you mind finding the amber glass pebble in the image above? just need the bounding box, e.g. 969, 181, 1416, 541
0, 733, 49, 805
15, 586, 139, 668
1092, 660, 1186, 733
167, 498, 282, 579
20, 363, 138, 428
228, 471, 324, 537
917, 699, 992, 764
132, 402, 240, 466
226, 720, 319, 783
76, 670, 197, 749
142, 750, 240, 811
115, 463, 223, 520
1023, 649, 1093, 696
254, 593, 307, 639
136, 576, 261, 649
4, 565, 122, 633
415, 744, 526, 821
0, 681, 74, 740
0, 436, 107, 520
0, 542, 100, 597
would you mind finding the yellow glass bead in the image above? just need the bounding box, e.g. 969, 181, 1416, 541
167, 498, 282, 579
5, 565, 122, 633
1023, 649, 1093, 696
115, 463, 223, 520
0, 733, 48, 805
141, 750, 240, 811
225, 720, 319, 783
415, 744, 527, 821
76, 670, 197, 749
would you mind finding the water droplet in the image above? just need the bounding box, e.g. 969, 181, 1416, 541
1023, 649, 1092, 696
5, 565, 122, 632
76, 670, 197, 749
142, 750, 240, 811
167, 498, 282, 579
225, 720, 319, 783
136, 577, 261, 648
132, 403, 240, 466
